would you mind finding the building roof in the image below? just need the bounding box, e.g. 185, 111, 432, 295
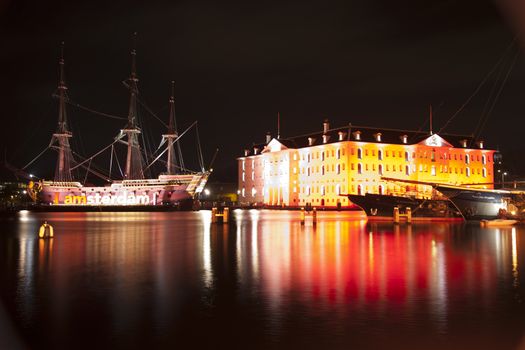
242, 123, 490, 157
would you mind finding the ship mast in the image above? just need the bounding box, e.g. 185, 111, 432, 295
162, 81, 179, 175
122, 33, 144, 180
51, 42, 74, 182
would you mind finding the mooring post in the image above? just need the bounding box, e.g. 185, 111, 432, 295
312, 207, 317, 226
406, 207, 412, 224
223, 207, 229, 223
393, 206, 400, 224
300, 207, 305, 225
211, 207, 217, 223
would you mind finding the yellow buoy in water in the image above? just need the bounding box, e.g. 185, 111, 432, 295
38, 221, 54, 239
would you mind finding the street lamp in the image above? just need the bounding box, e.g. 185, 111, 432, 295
502, 172, 508, 188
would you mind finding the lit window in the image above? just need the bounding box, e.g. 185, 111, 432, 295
405, 151, 409, 162
242, 161, 245, 171
337, 164, 341, 174
466, 167, 470, 177
336, 184, 341, 195
465, 154, 470, 164
482, 155, 486, 165
482, 168, 487, 178
431, 165, 436, 176
251, 171, 254, 180
321, 186, 325, 195
357, 148, 362, 159
252, 187, 257, 196
405, 165, 410, 176
378, 150, 383, 160
358, 163, 362, 174
242, 188, 245, 197
378, 164, 383, 176
337, 149, 341, 159
242, 172, 245, 181
322, 166, 325, 175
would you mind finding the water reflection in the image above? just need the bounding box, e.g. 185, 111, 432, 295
1, 211, 524, 349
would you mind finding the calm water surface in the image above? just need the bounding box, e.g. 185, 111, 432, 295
1, 210, 525, 349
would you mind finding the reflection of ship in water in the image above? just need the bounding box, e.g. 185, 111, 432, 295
26, 41, 209, 210
347, 192, 462, 221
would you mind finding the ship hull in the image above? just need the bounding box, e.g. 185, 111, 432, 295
32, 173, 209, 211
348, 193, 463, 221
435, 185, 507, 220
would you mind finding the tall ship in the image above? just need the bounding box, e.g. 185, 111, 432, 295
26, 42, 210, 210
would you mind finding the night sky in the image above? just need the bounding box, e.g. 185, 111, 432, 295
1, 0, 524, 182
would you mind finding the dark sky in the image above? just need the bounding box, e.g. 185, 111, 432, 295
1, 0, 524, 181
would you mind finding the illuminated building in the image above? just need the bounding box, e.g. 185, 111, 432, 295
237, 120, 495, 208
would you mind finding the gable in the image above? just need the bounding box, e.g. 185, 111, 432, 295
262, 138, 288, 153
419, 134, 453, 148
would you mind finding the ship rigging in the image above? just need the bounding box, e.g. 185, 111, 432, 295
24, 38, 210, 208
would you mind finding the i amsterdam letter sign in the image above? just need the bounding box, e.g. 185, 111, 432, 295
60, 192, 152, 205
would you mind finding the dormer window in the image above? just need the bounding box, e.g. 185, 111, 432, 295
244, 149, 250, 156
353, 131, 361, 141
253, 147, 259, 155
374, 133, 382, 142
400, 134, 408, 144
477, 140, 484, 149
338, 131, 345, 141
322, 134, 329, 144
308, 137, 315, 146
460, 139, 468, 148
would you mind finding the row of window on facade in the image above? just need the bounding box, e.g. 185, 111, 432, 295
241, 163, 490, 182
239, 183, 424, 198
300, 148, 491, 164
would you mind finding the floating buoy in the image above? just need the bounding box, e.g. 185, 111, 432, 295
38, 221, 54, 239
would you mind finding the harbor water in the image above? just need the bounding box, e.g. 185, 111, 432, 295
1, 210, 525, 349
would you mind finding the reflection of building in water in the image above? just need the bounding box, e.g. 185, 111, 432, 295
230, 219, 519, 331
237, 120, 495, 208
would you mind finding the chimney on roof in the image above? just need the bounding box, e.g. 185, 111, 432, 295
308, 137, 315, 146
244, 149, 250, 156
266, 132, 271, 144
323, 119, 329, 134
